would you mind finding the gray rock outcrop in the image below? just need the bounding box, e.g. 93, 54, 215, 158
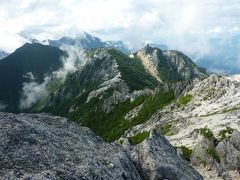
216, 139, 240, 170
126, 130, 203, 180
216, 130, 240, 171
230, 130, 240, 151
0, 113, 204, 180
136, 45, 207, 82
191, 138, 215, 167
0, 113, 140, 180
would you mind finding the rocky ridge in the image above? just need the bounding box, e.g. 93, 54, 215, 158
0, 112, 203, 180
135, 45, 206, 82
123, 74, 240, 179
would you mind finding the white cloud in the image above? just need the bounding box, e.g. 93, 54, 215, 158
19, 47, 87, 109
0, 0, 240, 73
19, 76, 50, 109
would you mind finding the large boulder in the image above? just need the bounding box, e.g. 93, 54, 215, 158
216, 140, 240, 170
127, 130, 203, 180
230, 130, 240, 151
190, 138, 232, 178
191, 138, 215, 167
0, 113, 140, 179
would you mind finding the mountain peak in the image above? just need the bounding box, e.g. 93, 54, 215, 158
135, 45, 207, 82
47, 33, 106, 49
0, 43, 64, 112
141, 44, 157, 54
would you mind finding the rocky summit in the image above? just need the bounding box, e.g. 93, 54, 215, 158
0, 112, 202, 180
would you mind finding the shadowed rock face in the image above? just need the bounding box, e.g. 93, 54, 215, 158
136, 45, 207, 82
0, 113, 203, 180
0, 113, 140, 180
216, 130, 240, 170
124, 131, 203, 180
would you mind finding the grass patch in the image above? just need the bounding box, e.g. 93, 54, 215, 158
159, 122, 173, 135
129, 131, 150, 145
203, 96, 208, 101
202, 88, 215, 101
179, 94, 193, 105
180, 146, 193, 161
222, 105, 240, 113
119, 139, 124, 144
197, 126, 214, 141
205, 148, 220, 163
218, 127, 235, 141
202, 104, 240, 117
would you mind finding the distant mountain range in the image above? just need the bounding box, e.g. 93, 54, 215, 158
31, 32, 168, 55
44, 32, 106, 49
3, 31, 240, 74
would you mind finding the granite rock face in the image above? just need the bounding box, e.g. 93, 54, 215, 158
191, 138, 215, 167
230, 130, 240, 151
216, 130, 240, 171
0, 113, 140, 180
125, 130, 203, 180
216, 140, 240, 170
0, 113, 203, 180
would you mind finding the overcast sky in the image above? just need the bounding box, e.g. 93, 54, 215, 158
1, 0, 240, 73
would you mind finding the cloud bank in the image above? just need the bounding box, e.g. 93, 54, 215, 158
19, 48, 86, 109
0, 0, 240, 73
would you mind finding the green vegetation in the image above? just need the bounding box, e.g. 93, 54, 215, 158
129, 131, 150, 145
85, 48, 97, 58
0, 43, 65, 112
108, 49, 159, 91
32, 48, 176, 142
31, 78, 63, 112
201, 111, 219, 117
222, 105, 240, 113
159, 122, 174, 136
203, 88, 215, 101
157, 60, 180, 82
156, 50, 184, 82
180, 146, 193, 161
221, 89, 227, 95
78, 91, 175, 142
197, 126, 214, 141
202, 104, 240, 117
156, 50, 205, 82
203, 96, 208, 101
205, 148, 220, 162
179, 94, 193, 105
208, 88, 215, 94
28, 47, 176, 142
196, 103, 202, 106
119, 139, 124, 144
37, 57, 110, 117
218, 127, 235, 141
